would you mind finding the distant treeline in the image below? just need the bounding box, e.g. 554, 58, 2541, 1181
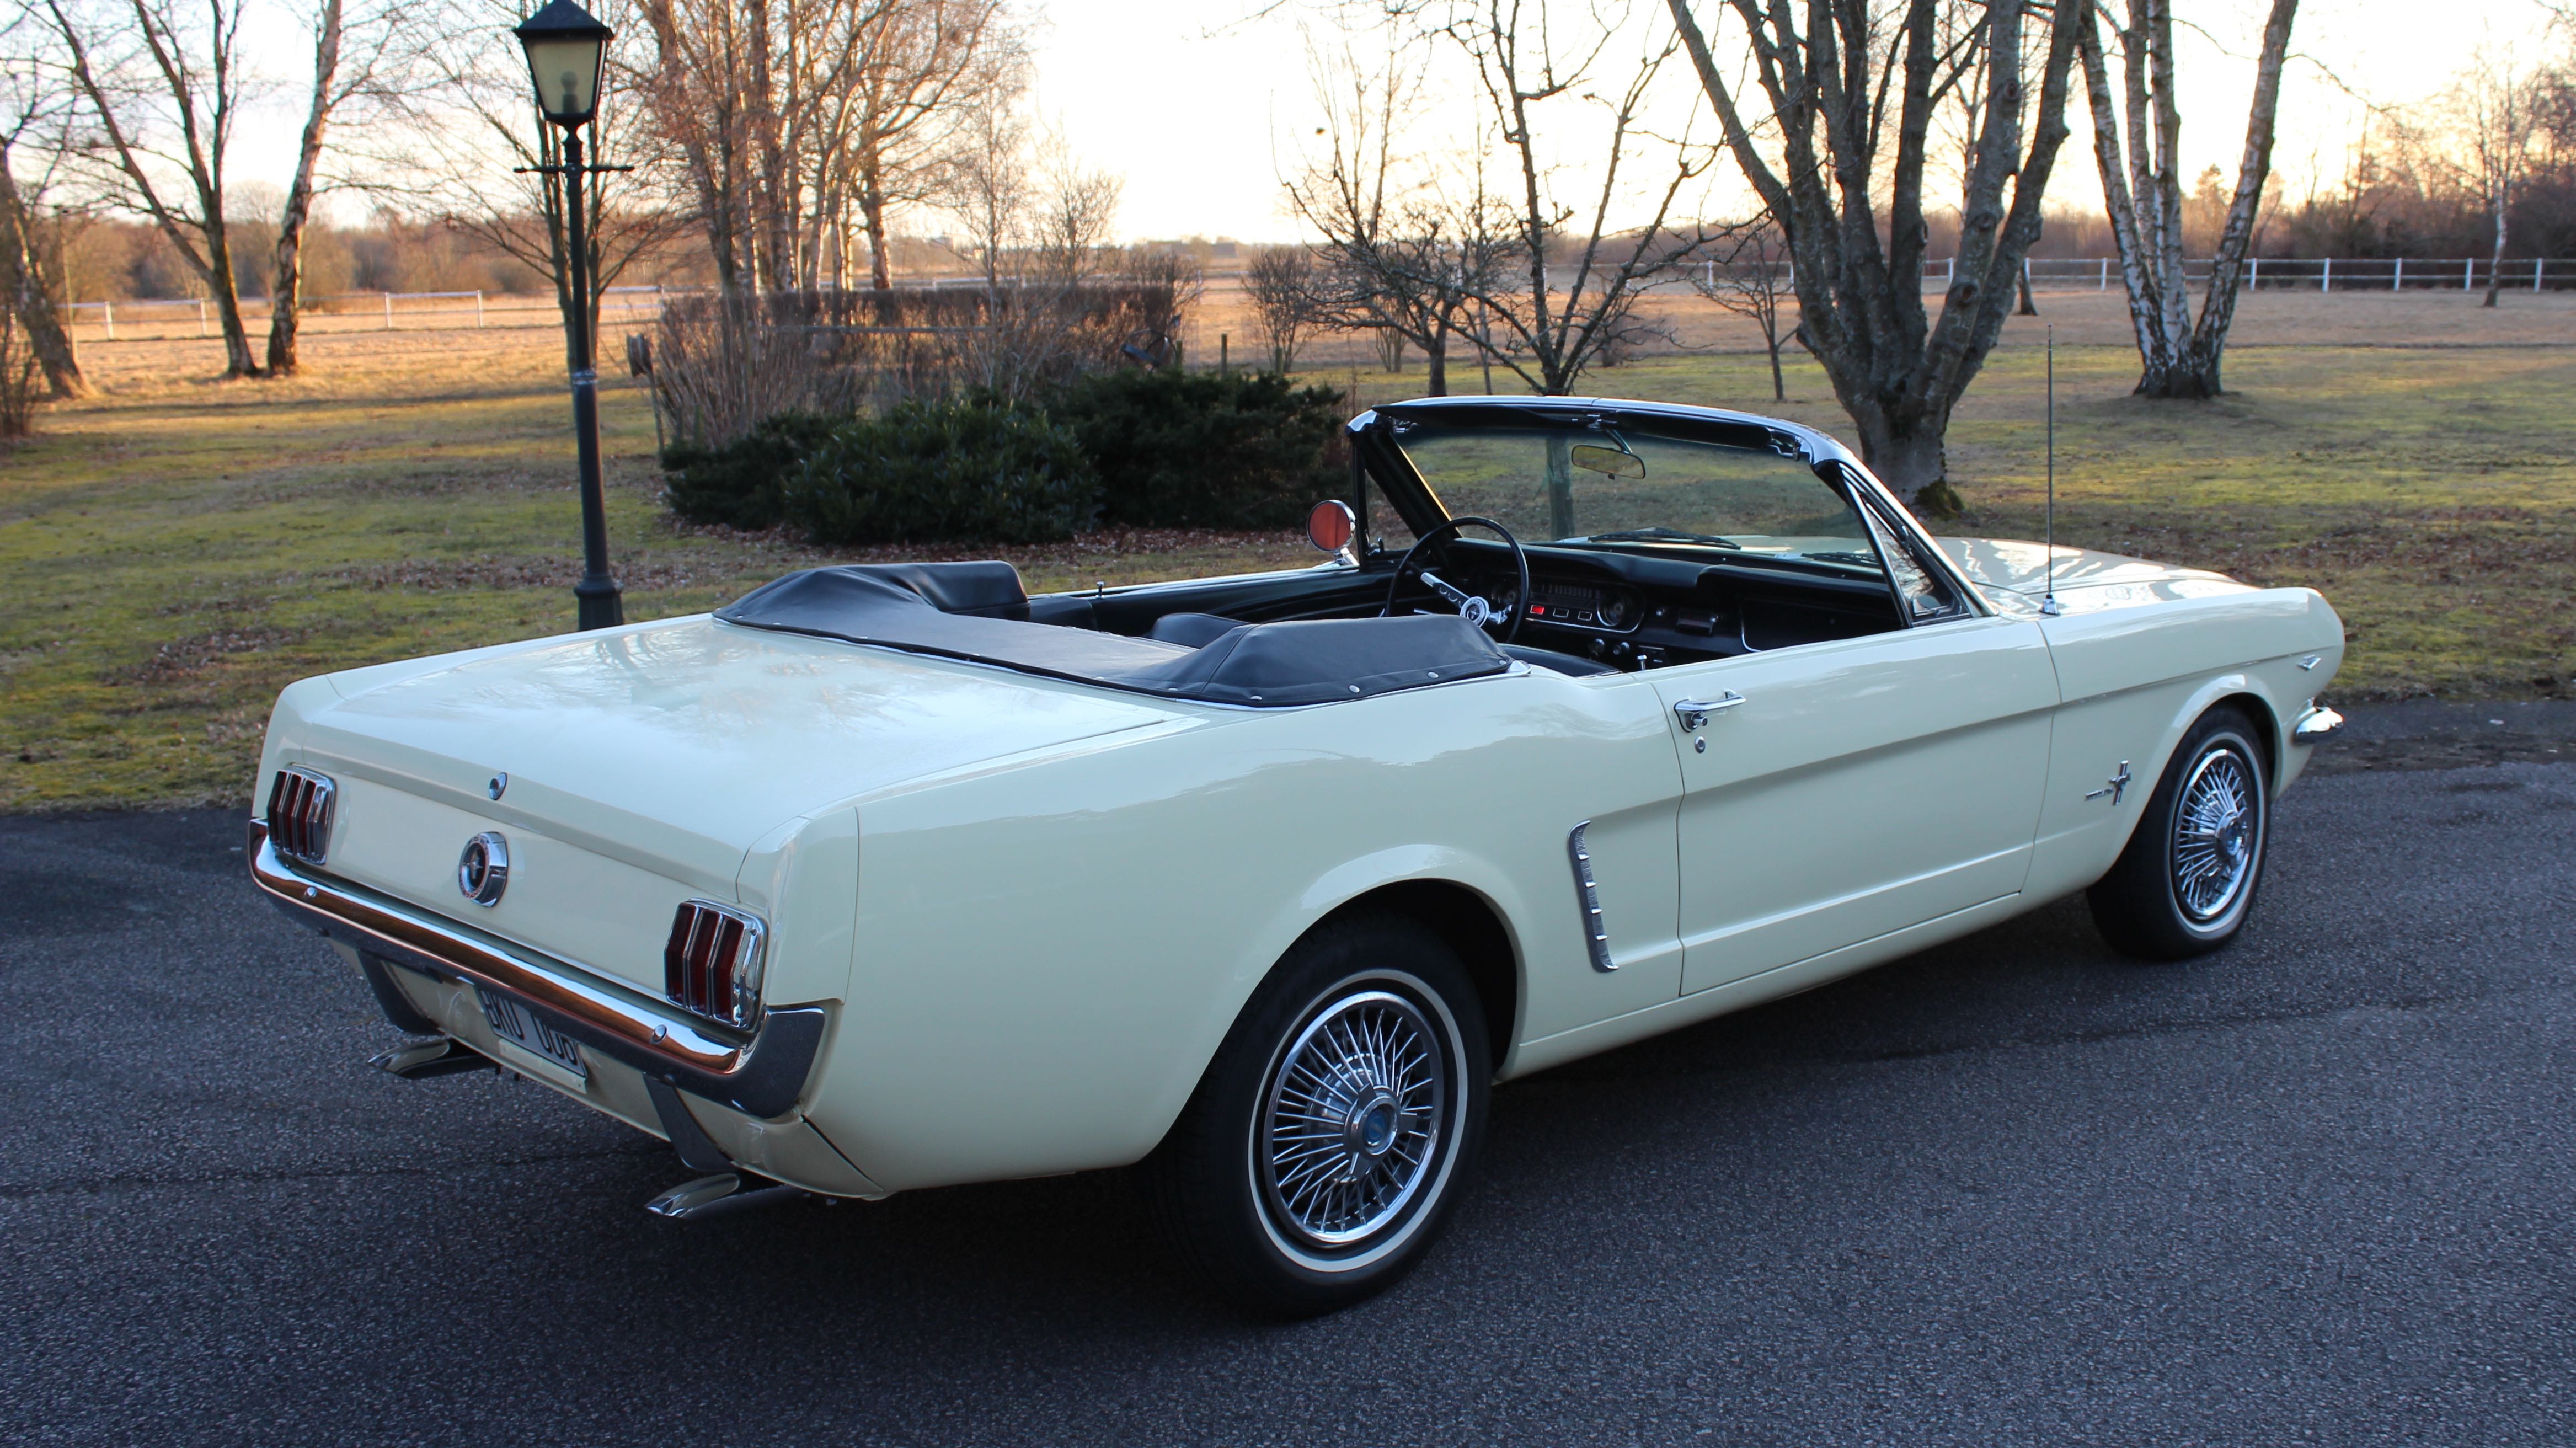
57, 163, 2576, 307
59, 213, 1244, 304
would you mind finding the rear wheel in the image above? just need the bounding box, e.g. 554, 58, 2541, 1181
2088, 707, 2272, 960
1143, 911, 1489, 1317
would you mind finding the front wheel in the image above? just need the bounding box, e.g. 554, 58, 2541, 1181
2088, 707, 2272, 960
1143, 912, 1490, 1317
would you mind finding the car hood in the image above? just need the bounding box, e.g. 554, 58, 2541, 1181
1935, 537, 2250, 614
295, 614, 1188, 866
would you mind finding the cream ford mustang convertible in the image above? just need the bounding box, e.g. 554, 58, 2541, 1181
252, 397, 2344, 1314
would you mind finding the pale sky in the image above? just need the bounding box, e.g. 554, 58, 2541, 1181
254, 0, 2557, 244
1030, 0, 2557, 242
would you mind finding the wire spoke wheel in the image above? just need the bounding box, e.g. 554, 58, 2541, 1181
2171, 746, 2259, 923
1258, 989, 1449, 1249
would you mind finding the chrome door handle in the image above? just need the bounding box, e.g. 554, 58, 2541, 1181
1672, 692, 1744, 731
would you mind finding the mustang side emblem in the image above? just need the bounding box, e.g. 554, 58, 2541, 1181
2086, 761, 2134, 806
458, 831, 511, 906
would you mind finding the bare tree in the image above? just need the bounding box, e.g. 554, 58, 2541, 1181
942, 133, 1130, 399
264, 0, 414, 375
0, 17, 87, 397
2445, 44, 2542, 308
1687, 217, 1791, 400
2078, 0, 2297, 398
41, 0, 259, 376
928, 56, 1030, 288
1669, 0, 2084, 509
1285, 28, 1517, 397
405, 0, 685, 368
1120, 244, 1201, 367
1242, 244, 1319, 373
1412, 0, 1724, 397
846, 0, 1015, 292
632, 0, 1014, 294
1027, 131, 1121, 276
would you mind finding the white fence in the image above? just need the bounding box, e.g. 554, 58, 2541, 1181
62, 255, 2575, 343
59, 286, 674, 343
1691, 255, 2568, 294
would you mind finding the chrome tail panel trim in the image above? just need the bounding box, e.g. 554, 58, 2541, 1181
248, 820, 827, 1119
1566, 821, 1616, 973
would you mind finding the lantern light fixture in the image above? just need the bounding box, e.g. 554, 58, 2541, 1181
512, 0, 612, 129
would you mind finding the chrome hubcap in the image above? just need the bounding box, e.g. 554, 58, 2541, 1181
1260, 989, 1448, 1247
2173, 746, 2259, 923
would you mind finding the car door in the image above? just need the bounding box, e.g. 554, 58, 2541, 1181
1650, 609, 2057, 996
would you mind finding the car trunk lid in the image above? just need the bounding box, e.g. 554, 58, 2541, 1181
287, 616, 1186, 993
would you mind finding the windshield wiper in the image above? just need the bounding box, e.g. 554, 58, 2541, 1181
1585, 527, 1743, 549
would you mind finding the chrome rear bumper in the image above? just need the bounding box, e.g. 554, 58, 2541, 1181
2292, 705, 2346, 742
248, 820, 826, 1118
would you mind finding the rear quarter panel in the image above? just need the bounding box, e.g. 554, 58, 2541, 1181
811, 667, 1685, 1192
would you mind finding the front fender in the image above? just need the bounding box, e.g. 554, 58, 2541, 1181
2026, 586, 2343, 901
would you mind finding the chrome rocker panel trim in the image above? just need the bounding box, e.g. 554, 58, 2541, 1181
2292, 706, 2346, 742
247, 820, 827, 1119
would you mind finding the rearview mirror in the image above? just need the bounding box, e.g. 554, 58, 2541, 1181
1307, 499, 1357, 555
1569, 444, 1644, 478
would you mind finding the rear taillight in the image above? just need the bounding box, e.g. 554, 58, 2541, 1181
664, 901, 767, 1030
265, 766, 336, 865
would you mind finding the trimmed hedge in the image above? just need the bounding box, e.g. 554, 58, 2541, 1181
1045, 369, 1346, 529
661, 368, 1346, 542
660, 410, 836, 530
782, 399, 1096, 546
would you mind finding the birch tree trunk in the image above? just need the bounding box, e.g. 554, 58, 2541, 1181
2081, 0, 2296, 399
2483, 189, 2507, 307
265, 0, 343, 377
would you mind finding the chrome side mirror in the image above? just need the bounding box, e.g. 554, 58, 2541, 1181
1307, 500, 1358, 560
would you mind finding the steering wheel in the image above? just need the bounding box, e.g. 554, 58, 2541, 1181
1380, 516, 1530, 645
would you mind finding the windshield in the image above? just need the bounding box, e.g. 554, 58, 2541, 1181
1392, 423, 1881, 573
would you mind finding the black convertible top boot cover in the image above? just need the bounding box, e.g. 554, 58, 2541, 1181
716, 564, 1514, 707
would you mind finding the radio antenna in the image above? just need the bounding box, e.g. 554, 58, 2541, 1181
2040, 324, 2061, 617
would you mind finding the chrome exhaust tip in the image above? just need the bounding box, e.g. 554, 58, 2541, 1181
369, 1036, 494, 1080
643, 1172, 808, 1221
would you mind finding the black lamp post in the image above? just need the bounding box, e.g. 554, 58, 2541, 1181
514, 0, 622, 631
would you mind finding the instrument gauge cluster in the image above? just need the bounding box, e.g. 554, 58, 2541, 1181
1479, 576, 1642, 634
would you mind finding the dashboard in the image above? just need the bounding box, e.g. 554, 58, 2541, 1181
1456, 552, 1901, 670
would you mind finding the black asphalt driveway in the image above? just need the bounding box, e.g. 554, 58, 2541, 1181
6, 738, 2573, 1445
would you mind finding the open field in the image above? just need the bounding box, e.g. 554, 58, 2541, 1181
4, 292, 2572, 810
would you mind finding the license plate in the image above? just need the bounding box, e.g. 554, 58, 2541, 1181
476, 986, 586, 1078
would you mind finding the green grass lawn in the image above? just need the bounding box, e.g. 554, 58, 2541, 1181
4, 328, 2569, 811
